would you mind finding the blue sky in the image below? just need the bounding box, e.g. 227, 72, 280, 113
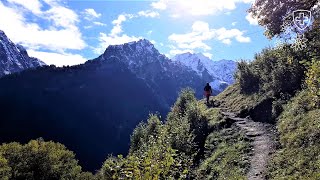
0, 0, 275, 66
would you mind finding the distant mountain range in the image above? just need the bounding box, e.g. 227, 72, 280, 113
173, 52, 237, 92
0, 30, 238, 171
0, 30, 45, 77
100, 39, 217, 108
0, 30, 236, 93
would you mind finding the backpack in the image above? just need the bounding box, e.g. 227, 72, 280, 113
204, 85, 211, 92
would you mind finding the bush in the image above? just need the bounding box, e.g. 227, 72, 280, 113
236, 47, 305, 97
166, 88, 209, 159
129, 114, 162, 153
99, 123, 181, 179
99, 88, 251, 179
169, 88, 197, 117
236, 61, 260, 94
0, 155, 11, 180
305, 58, 320, 108
0, 139, 88, 180
99, 88, 209, 179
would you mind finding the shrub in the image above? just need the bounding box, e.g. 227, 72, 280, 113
305, 58, 320, 108
130, 114, 162, 153
236, 47, 305, 97
100, 88, 208, 179
236, 61, 260, 94
0, 139, 86, 180
0, 155, 11, 180
169, 87, 197, 117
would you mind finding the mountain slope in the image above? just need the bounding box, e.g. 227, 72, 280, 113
0, 58, 166, 171
0, 30, 45, 77
99, 39, 214, 107
0, 40, 211, 171
0, 39, 237, 171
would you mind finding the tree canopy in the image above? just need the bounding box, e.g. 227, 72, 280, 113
248, 0, 320, 38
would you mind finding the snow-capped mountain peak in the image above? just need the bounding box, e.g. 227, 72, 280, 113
100, 40, 236, 93
172, 52, 237, 86
0, 30, 45, 77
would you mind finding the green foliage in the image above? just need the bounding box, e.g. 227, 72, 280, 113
236, 47, 305, 97
166, 88, 211, 165
99, 93, 196, 179
236, 61, 260, 94
130, 114, 162, 153
278, 91, 319, 149
248, 0, 319, 38
268, 90, 320, 179
100, 117, 184, 179
0, 139, 90, 180
305, 58, 320, 108
169, 87, 197, 117
268, 145, 320, 180
195, 124, 250, 180
100, 88, 250, 179
0, 154, 11, 180
99, 145, 178, 179
205, 108, 225, 129
215, 83, 269, 115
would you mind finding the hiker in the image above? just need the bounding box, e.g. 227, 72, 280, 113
204, 83, 212, 104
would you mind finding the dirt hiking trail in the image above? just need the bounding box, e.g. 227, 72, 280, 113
221, 111, 276, 180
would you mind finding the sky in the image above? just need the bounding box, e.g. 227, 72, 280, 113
0, 0, 276, 66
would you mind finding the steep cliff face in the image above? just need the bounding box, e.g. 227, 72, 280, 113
0, 30, 45, 77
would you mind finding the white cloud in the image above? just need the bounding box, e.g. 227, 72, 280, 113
45, 6, 79, 29
147, 30, 153, 35
246, 12, 258, 25
168, 21, 250, 55
236, 35, 251, 43
0, 0, 87, 66
82, 9, 105, 27
28, 50, 87, 67
0, 0, 86, 52
151, 0, 254, 16
215, 28, 251, 43
203, 52, 213, 59
83, 8, 101, 20
222, 39, 232, 45
169, 49, 194, 56
110, 14, 131, 36
231, 22, 237, 26
94, 32, 141, 55
151, 0, 167, 10
94, 10, 159, 55
84, 25, 92, 29
192, 21, 210, 32
138, 10, 160, 18
8, 0, 42, 14
93, 21, 106, 26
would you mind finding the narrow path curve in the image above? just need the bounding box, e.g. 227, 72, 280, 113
221, 111, 276, 180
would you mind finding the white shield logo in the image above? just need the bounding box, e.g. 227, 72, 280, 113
293, 10, 312, 31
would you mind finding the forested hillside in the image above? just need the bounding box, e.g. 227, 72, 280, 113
0, 59, 166, 171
